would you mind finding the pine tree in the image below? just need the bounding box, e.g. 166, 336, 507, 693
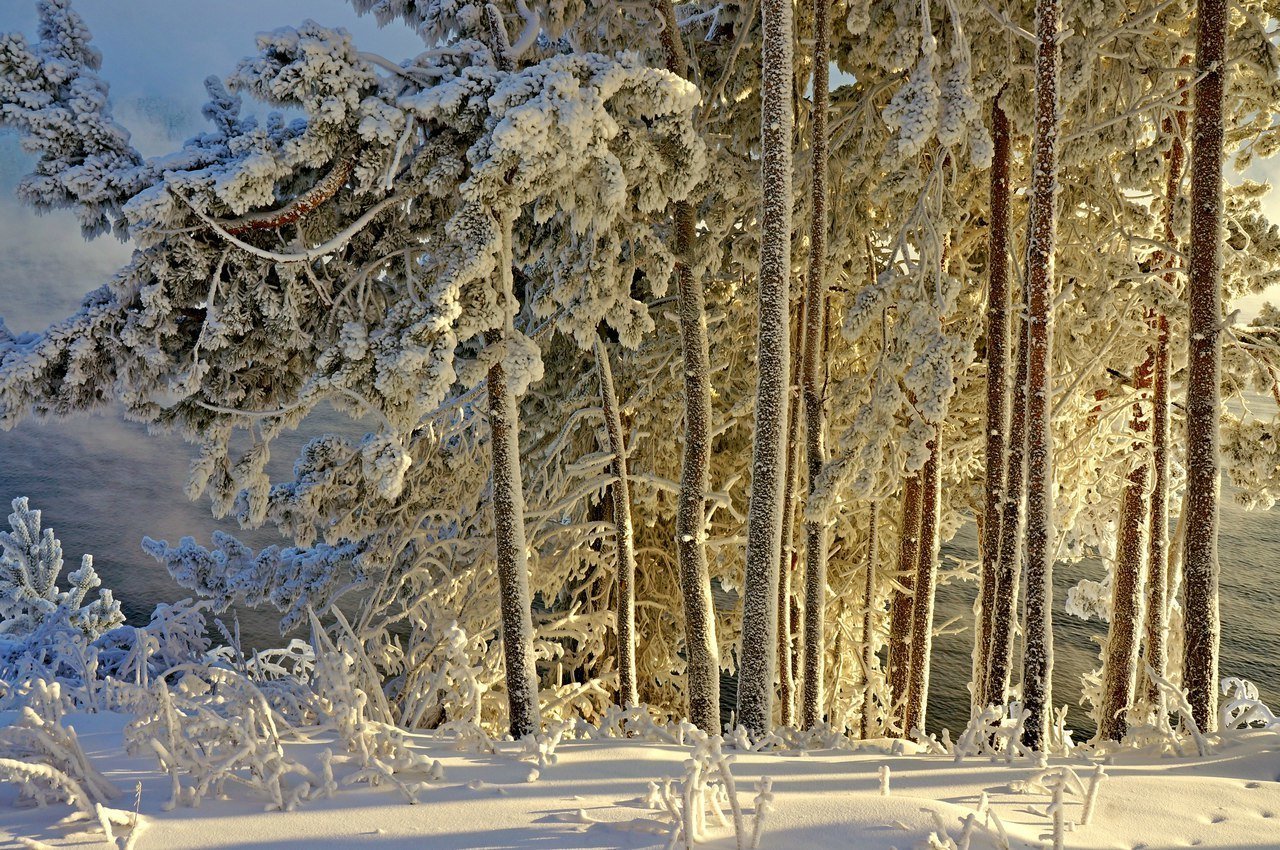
975, 93, 1011, 709
986, 311, 1030, 711
738, 0, 796, 737
595, 337, 638, 707
1098, 352, 1153, 741
888, 473, 923, 729
860, 499, 879, 739
798, 0, 830, 732
1021, 0, 1063, 750
649, 0, 722, 734
1144, 91, 1188, 706
904, 427, 940, 735
1183, 0, 1228, 733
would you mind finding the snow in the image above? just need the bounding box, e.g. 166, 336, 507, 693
6, 711, 1280, 849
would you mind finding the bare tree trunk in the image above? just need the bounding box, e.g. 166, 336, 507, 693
595, 338, 639, 708
482, 0, 541, 744
1183, 0, 1226, 732
797, 0, 830, 732
778, 325, 804, 726
904, 428, 941, 736
652, 0, 721, 733
985, 314, 1030, 710
485, 219, 542, 739
975, 95, 1012, 709
861, 500, 879, 739
1099, 354, 1154, 741
737, 0, 796, 737
1145, 93, 1187, 705
1020, 0, 1062, 751
888, 474, 923, 730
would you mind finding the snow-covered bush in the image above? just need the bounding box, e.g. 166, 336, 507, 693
0, 497, 122, 639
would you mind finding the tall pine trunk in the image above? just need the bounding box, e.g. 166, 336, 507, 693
737, 0, 796, 737
1145, 94, 1187, 704
904, 428, 941, 736
1020, 0, 1062, 750
975, 95, 1012, 709
1099, 355, 1154, 741
482, 1, 541, 744
595, 337, 639, 708
1183, 0, 1226, 733
778, 325, 804, 726
861, 501, 879, 738
798, 0, 830, 731
888, 473, 924, 730
652, 0, 721, 732
986, 314, 1030, 709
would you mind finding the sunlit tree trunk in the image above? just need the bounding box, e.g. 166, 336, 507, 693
778, 324, 804, 726
1020, 0, 1062, 750
737, 0, 796, 737
904, 428, 941, 736
798, 0, 830, 732
481, 2, 542, 745
861, 501, 879, 739
1145, 91, 1188, 705
1099, 354, 1154, 741
1183, 0, 1227, 733
595, 337, 638, 708
985, 314, 1029, 710
975, 94, 1012, 709
888, 473, 923, 730
651, 0, 721, 732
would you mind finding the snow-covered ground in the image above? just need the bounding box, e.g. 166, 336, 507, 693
4, 711, 1280, 849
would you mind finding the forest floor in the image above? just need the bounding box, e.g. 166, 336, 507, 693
3, 712, 1280, 849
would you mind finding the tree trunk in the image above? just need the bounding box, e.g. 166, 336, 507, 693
478, 18, 541, 739
975, 95, 1012, 709
888, 473, 923, 730
904, 428, 941, 736
778, 324, 804, 726
485, 222, 542, 739
985, 314, 1030, 710
1183, 0, 1226, 732
1020, 0, 1062, 751
737, 0, 796, 738
1145, 92, 1187, 705
796, 0, 830, 732
652, 0, 721, 733
1099, 354, 1154, 741
595, 337, 639, 708
861, 500, 879, 739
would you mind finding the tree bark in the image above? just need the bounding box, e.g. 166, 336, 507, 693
485, 220, 542, 739
985, 314, 1030, 710
651, 0, 721, 733
798, 0, 830, 731
861, 500, 879, 739
1020, 0, 1062, 751
1099, 354, 1154, 741
888, 473, 924, 730
595, 337, 639, 708
1183, 0, 1226, 732
737, 0, 796, 738
1145, 92, 1188, 705
976, 94, 1012, 709
778, 324, 804, 726
904, 428, 941, 736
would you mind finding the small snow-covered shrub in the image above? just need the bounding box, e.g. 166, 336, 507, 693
645, 729, 770, 849
0, 497, 122, 639
1219, 677, 1280, 731
0, 679, 132, 839
124, 672, 314, 811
